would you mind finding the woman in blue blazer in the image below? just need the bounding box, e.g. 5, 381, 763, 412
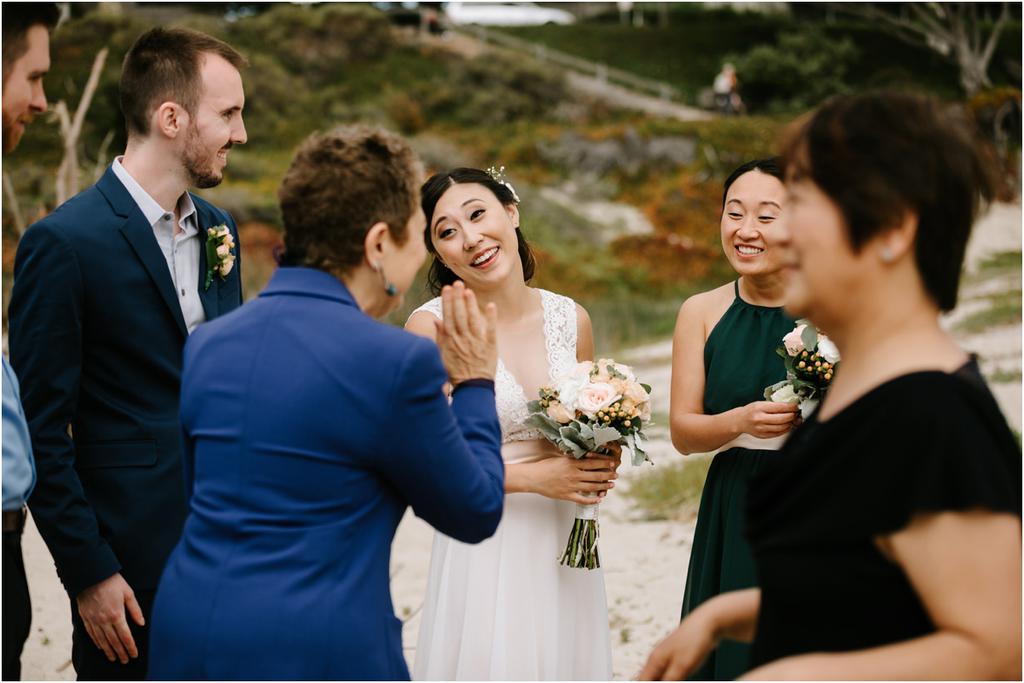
148, 126, 505, 681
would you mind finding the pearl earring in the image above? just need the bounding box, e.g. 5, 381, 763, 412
374, 262, 397, 296
880, 247, 894, 263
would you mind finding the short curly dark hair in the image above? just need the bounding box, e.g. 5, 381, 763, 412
278, 125, 423, 276
781, 91, 996, 312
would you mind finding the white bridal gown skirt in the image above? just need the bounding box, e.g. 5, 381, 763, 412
413, 443, 613, 681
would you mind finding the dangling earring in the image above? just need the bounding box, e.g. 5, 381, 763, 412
879, 246, 894, 263
374, 262, 397, 296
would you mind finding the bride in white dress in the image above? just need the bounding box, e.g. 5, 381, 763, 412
406, 168, 617, 680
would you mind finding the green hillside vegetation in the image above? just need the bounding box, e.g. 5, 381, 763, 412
500, 6, 1022, 111
3, 4, 1017, 351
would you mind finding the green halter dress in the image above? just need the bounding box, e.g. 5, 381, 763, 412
680, 280, 794, 681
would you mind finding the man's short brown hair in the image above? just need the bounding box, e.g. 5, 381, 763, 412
278, 125, 423, 275
2, 3, 59, 82
119, 27, 247, 138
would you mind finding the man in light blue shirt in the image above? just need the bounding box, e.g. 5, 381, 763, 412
2, 356, 35, 512
3, 4, 58, 679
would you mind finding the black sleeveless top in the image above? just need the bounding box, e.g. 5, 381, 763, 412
746, 361, 1021, 666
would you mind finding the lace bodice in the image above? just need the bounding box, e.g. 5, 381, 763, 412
411, 289, 578, 444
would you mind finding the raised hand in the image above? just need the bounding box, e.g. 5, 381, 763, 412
435, 281, 498, 386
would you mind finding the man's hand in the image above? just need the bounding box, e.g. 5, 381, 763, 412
76, 573, 144, 664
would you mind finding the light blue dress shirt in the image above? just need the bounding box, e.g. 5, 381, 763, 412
2, 354, 35, 511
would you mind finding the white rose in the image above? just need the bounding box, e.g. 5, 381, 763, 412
817, 337, 840, 364
769, 383, 800, 404
575, 382, 621, 418
799, 398, 819, 419
555, 372, 590, 410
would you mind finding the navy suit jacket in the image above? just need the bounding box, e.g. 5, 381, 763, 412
8, 166, 243, 597
147, 267, 505, 681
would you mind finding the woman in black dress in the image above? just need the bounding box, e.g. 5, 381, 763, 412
641, 92, 1021, 680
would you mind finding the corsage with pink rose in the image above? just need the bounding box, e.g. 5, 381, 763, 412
525, 359, 653, 570
764, 320, 841, 419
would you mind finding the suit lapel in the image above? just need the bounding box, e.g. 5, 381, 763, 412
193, 197, 220, 321
100, 169, 189, 339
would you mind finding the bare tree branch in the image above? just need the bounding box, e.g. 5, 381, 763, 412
93, 129, 115, 182
54, 101, 73, 206
981, 2, 1011, 71
836, 4, 928, 47
54, 47, 108, 206
971, 3, 980, 54
3, 172, 26, 239
830, 2, 1006, 96
909, 4, 955, 46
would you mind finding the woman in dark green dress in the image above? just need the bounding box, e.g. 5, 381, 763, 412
669, 158, 797, 680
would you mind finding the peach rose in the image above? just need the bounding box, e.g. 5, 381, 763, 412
623, 380, 649, 404
593, 359, 613, 382
546, 401, 574, 424
783, 324, 807, 356
216, 243, 231, 258
576, 382, 620, 417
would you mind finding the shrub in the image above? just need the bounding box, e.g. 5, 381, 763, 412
733, 28, 859, 112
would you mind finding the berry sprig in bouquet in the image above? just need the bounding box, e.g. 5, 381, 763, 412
764, 321, 841, 419
525, 359, 653, 569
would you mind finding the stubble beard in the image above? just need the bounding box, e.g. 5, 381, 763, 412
2, 109, 21, 154
182, 125, 225, 189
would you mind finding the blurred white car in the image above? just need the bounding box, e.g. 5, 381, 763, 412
444, 2, 576, 26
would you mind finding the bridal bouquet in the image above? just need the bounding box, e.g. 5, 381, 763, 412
524, 359, 653, 570
764, 320, 840, 419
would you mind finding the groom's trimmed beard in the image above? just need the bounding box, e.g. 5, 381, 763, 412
182, 124, 227, 189
2, 108, 25, 154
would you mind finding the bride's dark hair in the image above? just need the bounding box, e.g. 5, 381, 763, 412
421, 167, 537, 296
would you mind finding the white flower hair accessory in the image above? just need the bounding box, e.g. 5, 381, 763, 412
486, 165, 521, 204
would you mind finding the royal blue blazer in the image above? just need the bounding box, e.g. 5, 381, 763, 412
148, 267, 505, 680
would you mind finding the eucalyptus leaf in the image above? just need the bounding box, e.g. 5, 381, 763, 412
801, 323, 818, 353
577, 422, 595, 442
559, 425, 591, 453
592, 425, 622, 447
559, 438, 587, 458
527, 399, 545, 413
523, 414, 563, 442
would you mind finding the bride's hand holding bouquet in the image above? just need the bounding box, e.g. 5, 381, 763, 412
525, 358, 653, 569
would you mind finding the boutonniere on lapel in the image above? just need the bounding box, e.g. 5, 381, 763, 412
204, 224, 236, 290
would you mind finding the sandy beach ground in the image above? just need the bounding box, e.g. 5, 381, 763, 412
16, 201, 1020, 680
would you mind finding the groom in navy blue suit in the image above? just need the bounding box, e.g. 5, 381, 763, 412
8, 27, 248, 680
